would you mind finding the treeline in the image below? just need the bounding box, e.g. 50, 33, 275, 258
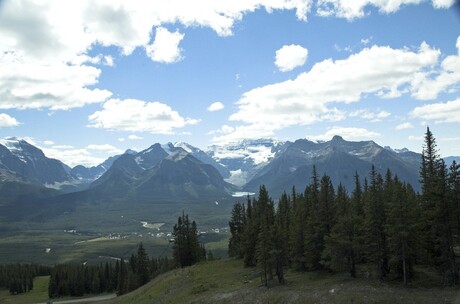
228, 127, 460, 286
0, 264, 51, 294
48, 243, 175, 298
49, 213, 205, 298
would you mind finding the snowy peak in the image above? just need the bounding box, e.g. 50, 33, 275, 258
165, 148, 189, 162
0, 137, 72, 186
207, 138, 287, 166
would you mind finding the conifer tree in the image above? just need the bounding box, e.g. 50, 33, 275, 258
420, 127, 458, 285
228, 202, 246, 258
385, 176, 419, 284
364, 165, 389, 281
289, 188, 308, 271
136, 243, 151, 286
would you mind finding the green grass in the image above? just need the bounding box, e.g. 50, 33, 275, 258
100, 259, 460, 304
0, 197, 235, 264
0, 276, 49, 304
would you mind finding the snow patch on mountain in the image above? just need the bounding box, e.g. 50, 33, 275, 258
207, 139, 284, 165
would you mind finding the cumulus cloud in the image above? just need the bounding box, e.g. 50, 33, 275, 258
88, 98, 200, 134
410, 98, 460, 123
395, 122, 414, 130
410, 36, 460, 100
0, 113, 20, 127
309, 127, 381, 141
207, 101, 225, 112
275, 44, 309, 72
42, 146, 105, 168
349, 109, 390, 122
128, 134, 143, 140
220, 42, 439, 142
316, 0, 454, 19
87, 144, 123, 154
0, 0, 312, 111
146, 27, 185, 64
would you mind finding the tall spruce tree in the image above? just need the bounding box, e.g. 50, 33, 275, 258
364, 165, 389, 281
228, 202, 246, 258
385, 176, 419, 284
172, 213, 203, 268
420, 127, 458, 285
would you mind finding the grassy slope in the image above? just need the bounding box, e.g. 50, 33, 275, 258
0, 276, 49, 304
99, 259, 460, 304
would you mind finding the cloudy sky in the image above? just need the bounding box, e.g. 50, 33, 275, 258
1, 0, 459, 167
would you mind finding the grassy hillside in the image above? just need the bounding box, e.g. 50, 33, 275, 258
0, 276, 49, 304
99, 259, 460, 304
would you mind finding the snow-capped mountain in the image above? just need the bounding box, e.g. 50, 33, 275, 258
88, 145, 235, 201
244, 136, 421, 196
206, 139, 290, 186
0, 137, 73, 186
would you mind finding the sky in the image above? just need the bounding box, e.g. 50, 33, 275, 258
0, 0, 460, 167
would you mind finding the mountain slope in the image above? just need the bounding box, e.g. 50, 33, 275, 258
0, 138, 72, 185
244, 136, 421, 196
135, 150, 234, 201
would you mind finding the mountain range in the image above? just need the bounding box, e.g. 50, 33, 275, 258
1, 135, 457, 212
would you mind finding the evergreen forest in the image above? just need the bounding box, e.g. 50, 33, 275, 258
228, 127, 460, 286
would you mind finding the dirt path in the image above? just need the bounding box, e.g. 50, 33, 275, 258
34, 293, 116, 304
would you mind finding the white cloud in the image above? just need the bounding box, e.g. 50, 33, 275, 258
0, 113, 20, 127
361, 37, 373, 45
128, 134, 143, 140
432, 0, 456, 9
309, 127, 381, 141
316, 0, 453, 19
88, 98, 200, 134
0, 0, 313, 111
222, 42, 439, 141
349, 109, 390, 122
275, 44, 309, 72
146, 27, 185, 64
42, 146, 105, 168
43, 140, 55, 146
410, 98, 460, 123
87, 144, 123, 154
207, 101, 225, 112
410, 36, 460, 100
395, 122, 414, 130
408, 135, 423, 141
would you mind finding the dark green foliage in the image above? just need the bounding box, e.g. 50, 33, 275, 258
385, 177, 419, 284
48, 242, 176, 298
172, 213, 204, 268
0, 264, 50, 295
228, 202, 246, 258
323, 182, 362, 277
420, 127, 458, 285
48, 263, 116, 298
229, 128, 460, 287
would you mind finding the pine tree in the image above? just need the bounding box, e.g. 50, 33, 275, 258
385, 176, 419, 284
228, 202, 246, 258
448, 160, 460, 242
172, 213, 203, 268
420, 127, 458, 285
304, 167, 325, 270
136, 243, 151, 286
364, 165, 389, 281
324, 183, 363, 277
289, 189, 308, 271
254, 185, 275, 285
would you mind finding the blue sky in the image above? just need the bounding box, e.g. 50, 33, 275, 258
0, 0, 459, 167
